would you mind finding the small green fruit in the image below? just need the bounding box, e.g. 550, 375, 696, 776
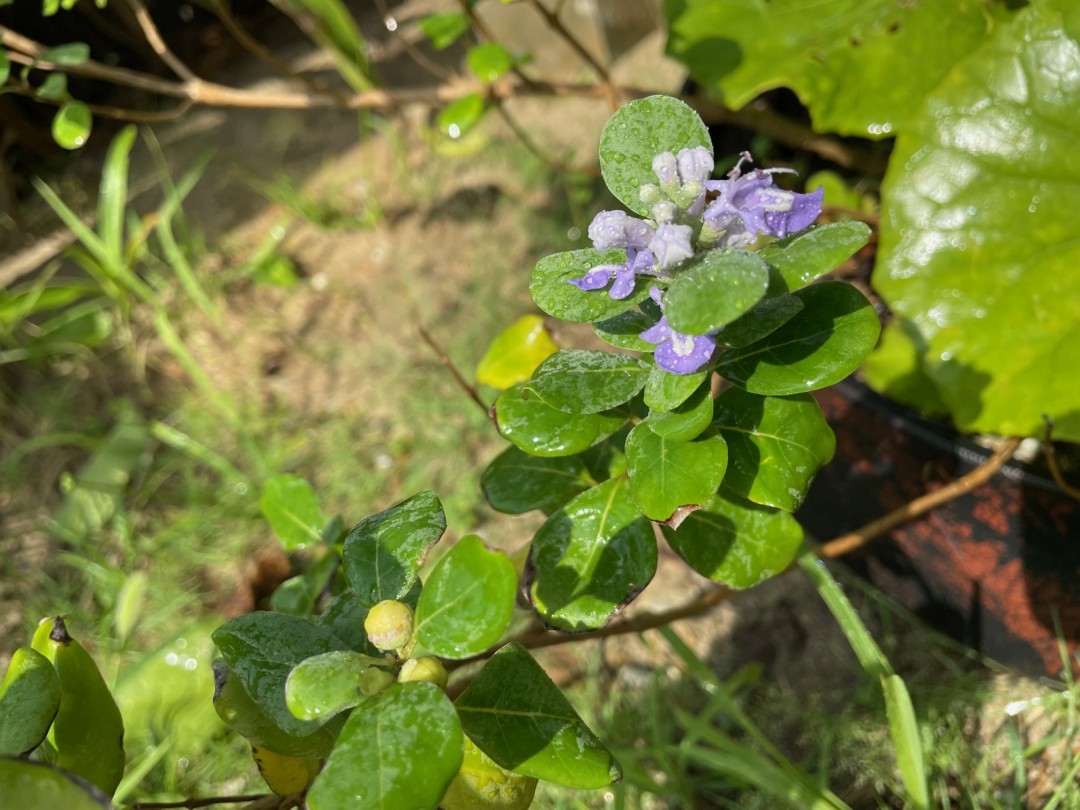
398, 656, 448, 690
364, 600, 414, 652
441, 736, 537, 810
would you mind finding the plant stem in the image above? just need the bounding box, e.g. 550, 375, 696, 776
125, 795, 271, 809
416, 325, 489, 414
522, 0, 619, 109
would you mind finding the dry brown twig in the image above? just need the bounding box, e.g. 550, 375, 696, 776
1042, 417, 1080, 502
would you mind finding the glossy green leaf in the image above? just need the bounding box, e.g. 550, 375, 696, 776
663, 490, 804, 588
664, 249, 770, 335
52, 102, 91, 150
342, 491, 446, 607
285, 650, 385, 723
415, 535, 516, 658
873, 0, 1080, 440
593, 308, 657, 352
625, 423, 728, 521
419, 11, 470, 49
718, 282, 880, 395
711, 387, 835, 511
41, 42, 90, 66
0, 648, 61, 756
212, 612, 351, 737
665, 0, 992, 137
270, 549, 339, 616
715, 294, 804, 348
476, 314, 558, 390
524, 350, 649, 414
644, 365, 708, 411
528, 478, 656, 631
437, 92, 485, 139
259, 474, 324, 550
315, 591, 380, 656
456, 643, 621, 788
645, 381, 713, 441
759, 221, 872, 295
599, 95, 712, 216
494, 383, 626, 458
308, 683, 462, 810
530, 249, 651, 323
0, 759, 110, 810
467, 42, 513, 82
481, 446, 592, 514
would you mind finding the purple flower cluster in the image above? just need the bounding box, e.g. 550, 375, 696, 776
568, 148, 823, 375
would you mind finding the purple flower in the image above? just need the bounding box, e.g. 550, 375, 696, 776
587, 210, 654, 250
568, 248, 655, 300
648, 224, 694, 270
703, 152, 823, 247
639, 287, 716, 375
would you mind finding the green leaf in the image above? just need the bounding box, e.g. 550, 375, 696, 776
437, 92, 486, 139
270, 549, 339, 617
476, 314, 558, 390
481, 446, 592, 514
625, 423, 728, 521
715, 294, 804, 348
0, 648, 61, 756
530, 249, 651, 323
644, 365, 708, 411
882, 673, 930, 810
51, 101, 91, 150
524, 349, 649, 414
212, 612, 351, 737
0, 759, 110, 810
315, 591, 380, 656
759, 222, 872, 295
644, 380, 713, 441
467, 42, 513, 82
664, 249, 770, 335
528, 478, 656, 631
342, 491, 446, 607
861, 319, 948, 416
41, 42, 90, 66
718, 282, 880, 395
598, 95, 712, 216
494, 383, 626, 457
259, 474, 324, 550
873, 0, 1080, 440
98, 125, 136, 272
711, 387, 835, 511
415, 535, 517, 658
0, 51, 10, 85
663, 490, 804, 589
112, 570, 148, 644
455, 643, 621, 788
419, 11, 470, 49
665, 0, 992, 138
285, 650, 384, 723
308, 683, 463, 810
593, 308, 657, 352
36, 73, 67, 101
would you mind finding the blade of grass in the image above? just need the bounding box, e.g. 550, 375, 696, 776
99, 125, 137, 269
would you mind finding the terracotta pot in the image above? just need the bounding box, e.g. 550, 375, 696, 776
799, 379, 1080, 678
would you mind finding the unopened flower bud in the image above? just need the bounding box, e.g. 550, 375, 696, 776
638, 183, 661, 205
364, 600, 414, 651
398, 656, 448, 689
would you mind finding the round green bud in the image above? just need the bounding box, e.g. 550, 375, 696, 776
364, 600, 414, 651
398, 656, 448, 690
358, 667, 397, 696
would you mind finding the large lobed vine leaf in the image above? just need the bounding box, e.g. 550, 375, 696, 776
528, 478, 656, 631
307, 683, 462, 810
664, 0, 995, 138
872, 0, 1080, 441
455, 643, 621, 788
